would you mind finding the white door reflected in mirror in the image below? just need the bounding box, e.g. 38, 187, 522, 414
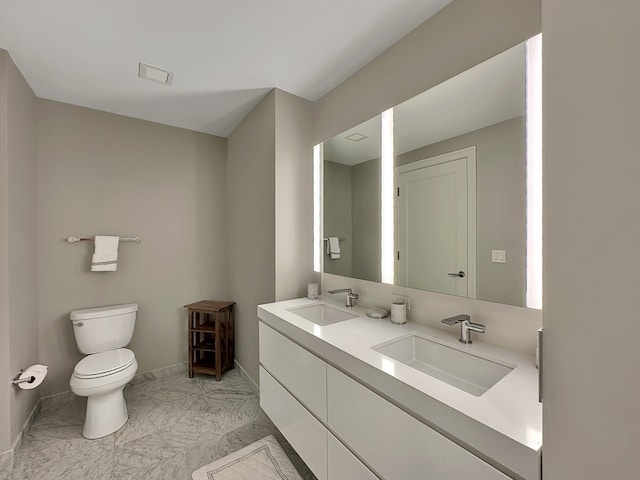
396, 147, 476, 298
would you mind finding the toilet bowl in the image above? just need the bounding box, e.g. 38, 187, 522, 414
69, 303, 138, 439
70, 348, 138, 439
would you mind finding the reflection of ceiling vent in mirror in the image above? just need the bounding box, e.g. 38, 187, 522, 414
345, 132, 368, 142
138, 62, 174, 86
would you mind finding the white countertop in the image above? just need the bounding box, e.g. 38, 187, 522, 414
258, 296, 542, 480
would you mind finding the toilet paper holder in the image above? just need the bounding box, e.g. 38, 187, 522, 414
10, 369, 36, 387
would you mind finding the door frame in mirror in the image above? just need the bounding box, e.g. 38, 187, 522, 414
395, 146, 476, 298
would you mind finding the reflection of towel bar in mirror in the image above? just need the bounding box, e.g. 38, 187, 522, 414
67, 236, 141, 243
323, 237, 346, 242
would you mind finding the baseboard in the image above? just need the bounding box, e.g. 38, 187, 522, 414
234, 360, 259, 396
0, 449, 12, 477
130, 361, 188, 384
40, 361, 190, 403
40, 390, 75, 411
0, 398, 41, 475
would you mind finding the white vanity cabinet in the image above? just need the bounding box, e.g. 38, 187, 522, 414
259, 322, 329, 480
258, 320, 514, 480
259, 366, 328, 480
328, 432, 378, 480
259, 322, 377, 480
258, 298, 542, 480
327, 365, 511, 480
259, 322, 327, 420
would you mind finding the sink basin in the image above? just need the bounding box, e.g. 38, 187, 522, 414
373, 333, 514, 396
287, 304, 358, 326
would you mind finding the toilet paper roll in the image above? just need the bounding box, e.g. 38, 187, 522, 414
17, 364, 48, 390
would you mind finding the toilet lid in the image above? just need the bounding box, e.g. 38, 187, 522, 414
74, 348, 135, 379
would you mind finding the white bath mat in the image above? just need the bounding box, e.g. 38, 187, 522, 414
191, 435, 303, 480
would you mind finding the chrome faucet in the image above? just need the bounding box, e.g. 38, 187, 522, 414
441, 314, 486, 344
328, 288, 359, 307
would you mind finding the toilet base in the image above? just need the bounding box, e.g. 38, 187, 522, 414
70, 355, 137, 439
82, 386, 128, 439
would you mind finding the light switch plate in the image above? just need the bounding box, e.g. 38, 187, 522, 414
491, 250, 506, 263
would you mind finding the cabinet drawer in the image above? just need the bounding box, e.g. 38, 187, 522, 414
259, 322, 327, 420
328, 432, 379, 480
327, 366, 510, 480
259, 367, 327, 480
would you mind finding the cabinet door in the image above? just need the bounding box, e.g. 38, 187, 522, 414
327, 366, 510, 480
328, 432, 379, 480
259, 367, 328, 480
259, 322, 327, 420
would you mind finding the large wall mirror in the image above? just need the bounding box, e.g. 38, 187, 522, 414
320, 35, 542, 309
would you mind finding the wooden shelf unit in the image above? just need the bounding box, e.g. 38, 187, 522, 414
185, 300, 235, 380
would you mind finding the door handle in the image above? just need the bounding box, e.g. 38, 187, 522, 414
447, 271, 465, 278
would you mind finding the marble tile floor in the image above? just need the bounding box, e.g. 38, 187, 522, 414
4, 369, 316, 480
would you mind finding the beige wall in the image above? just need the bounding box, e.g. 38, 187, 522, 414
0, 50, 39, 453
0, 48, 12, 455
36, 100, 228, 396
351, 158, 380, 282
542, 1, 640, 477
323, 156, 381, 283
274, 90, 316, 301
227, 91, 276, 384
314, 0, 541, 143
323, 161, 352, 277
397, 117, 526, 306
228, 89, 316, 385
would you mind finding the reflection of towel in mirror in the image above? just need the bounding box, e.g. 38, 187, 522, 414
91, 236, 120, 271
327, 237, 341, 259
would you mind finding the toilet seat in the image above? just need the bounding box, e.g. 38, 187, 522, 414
74, 348, 135, 379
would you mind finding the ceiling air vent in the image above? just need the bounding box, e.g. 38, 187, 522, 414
138, 62, 174, 86
345, 132, 367, 142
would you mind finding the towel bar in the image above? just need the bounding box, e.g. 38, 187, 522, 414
323, 237, 346, 241
67, 236, 141, 243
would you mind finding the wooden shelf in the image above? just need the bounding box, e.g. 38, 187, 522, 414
192, 358, 217, 374
191, 322, 217, 333
185, 300, 235, 381
193, 342, 216, 352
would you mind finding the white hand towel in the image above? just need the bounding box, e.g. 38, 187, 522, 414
327, 236, 341, 259
91, 236, 120, 271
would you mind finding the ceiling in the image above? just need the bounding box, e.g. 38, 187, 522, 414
0, 0, 451, 137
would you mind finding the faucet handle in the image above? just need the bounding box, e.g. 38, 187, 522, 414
441, 314, 470, 326
347, 292, 358, 306
467, 321, 486, 333
329, 288, 358, 307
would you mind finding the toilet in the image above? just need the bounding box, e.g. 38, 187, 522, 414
69, 303, 139, 439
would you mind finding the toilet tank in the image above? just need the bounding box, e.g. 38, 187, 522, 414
70, 303, 138, 354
